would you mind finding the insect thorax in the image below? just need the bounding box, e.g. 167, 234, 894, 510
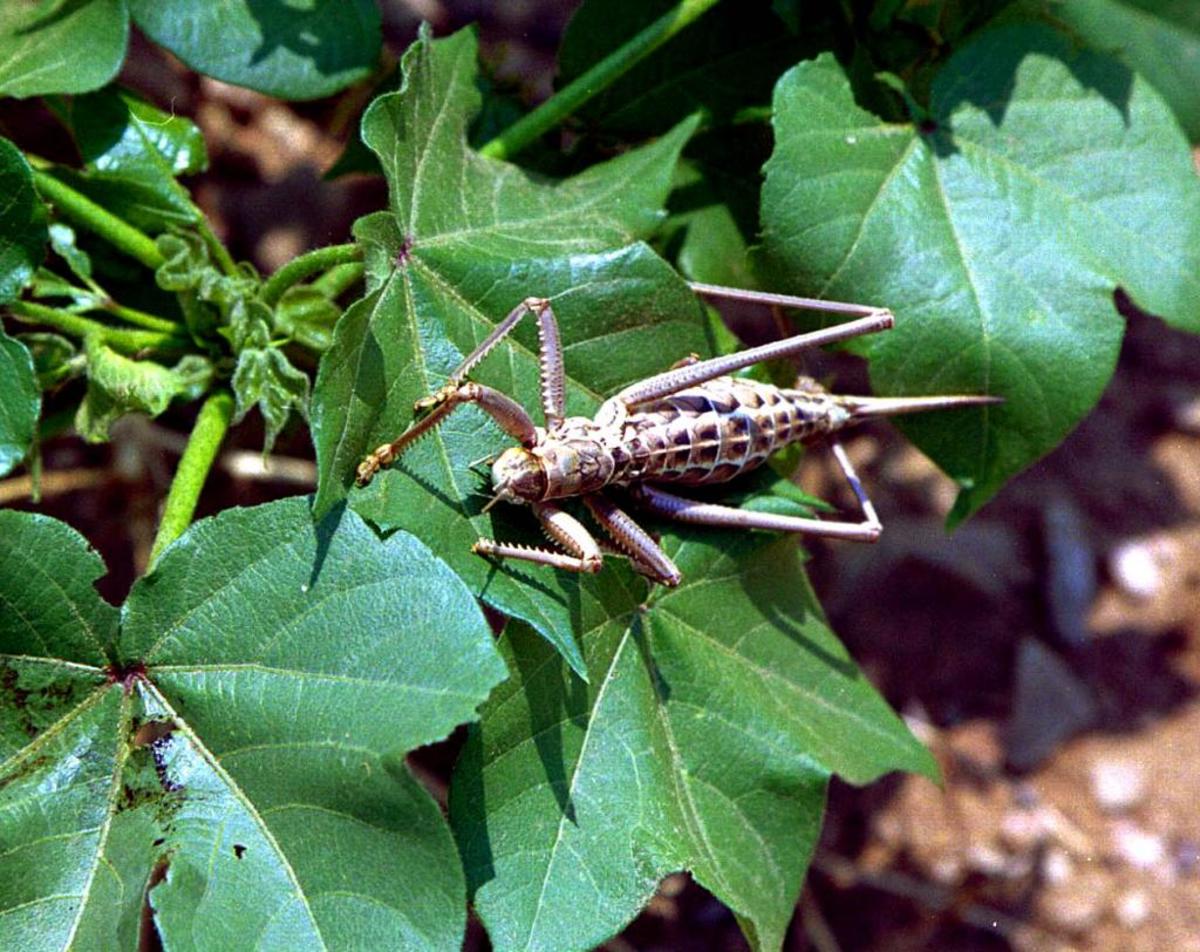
535, 418, 622, 499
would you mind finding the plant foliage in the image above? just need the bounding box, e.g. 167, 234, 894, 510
0, 500, 504, 949
2, 1, 1200, 949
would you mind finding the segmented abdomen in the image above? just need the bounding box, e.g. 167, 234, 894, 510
612, 377, 844, 486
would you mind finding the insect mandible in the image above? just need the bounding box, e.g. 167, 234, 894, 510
356, 283, 1001, 586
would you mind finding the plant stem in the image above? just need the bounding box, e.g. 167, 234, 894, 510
260, 243, 364, 307
148, 390, 235, 567
311, 261, 365, 299
32, 171, 165, 271
478, 0, 725, 161
102, 301, 181, 334
7, 300, 186, 353
199, 221, 240, 277
732, 105, 773, 125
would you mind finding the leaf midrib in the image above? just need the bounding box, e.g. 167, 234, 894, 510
59, 689, 131, 951
522, 625, 638, 945
653, 605, 918, 760
141, 679, 329, 951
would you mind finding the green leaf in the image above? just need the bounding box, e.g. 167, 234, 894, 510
0, 509, 118, 667
451, 529, 934, 952
557, 0, 820, 135
48, 222, 94, 283
68, 87, 208, 178
128, 0, 381, 100
154, 228, 256, 342
0, 137, 48, 304
231, 346, 310, 454
29, 268, 97, 309
755, 23, 1200, 521
0, 500, 506, 950
1045, 0, 1200, 141
50, 88, 207, 234
0, 327, 39, 476
661, 127, 771, 287
17, 331, 81, 389
75, 338, 213, 441
0, 0, 128, 98
312, 27, 707, 672
274, 284, 339, 352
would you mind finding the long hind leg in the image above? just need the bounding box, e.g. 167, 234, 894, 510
598, 298, 893, 419
440, 296, 566, 426
628, 440, 883, 543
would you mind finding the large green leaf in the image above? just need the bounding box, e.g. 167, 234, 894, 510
0, 327, 38, 477
312, 27, 708, 674
128, 0, 380, 100
0, 0, 128, 98
755, 23, 1200, 521
0, 137, 48, 303
451, 529, 935, 952
1044, 0, 1200, 141
0, 510, 118, 668
0, 141, 47, 475
48, 88, 207, 234
0, 499, 506, 950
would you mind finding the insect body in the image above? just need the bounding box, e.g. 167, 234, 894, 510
357, 283, 1000, 586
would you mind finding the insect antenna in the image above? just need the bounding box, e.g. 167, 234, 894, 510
480, 492, 507, 514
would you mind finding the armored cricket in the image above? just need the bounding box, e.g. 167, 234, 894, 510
356, 283, 1001, 586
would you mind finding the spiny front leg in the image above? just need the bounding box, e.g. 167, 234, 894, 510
442, 296, 566, 428
356, 382, 537, 486
471, 501, 603, 574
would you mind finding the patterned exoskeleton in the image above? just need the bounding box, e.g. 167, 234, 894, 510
356, 283, 1000, 586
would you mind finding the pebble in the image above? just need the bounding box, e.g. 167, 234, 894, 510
1038, 870, 1110, 933
1114, 889, 1150, 929
1013, 782, 1041, 810
1000, 809, 1046, 852
965, 843, 1008, 877
1175, 838, 1200, 877
929, 855, 964, 885
1090, 759, 1146, 812
1109, 535, 1174, 600
1172, 392, 1200, 433
1042, 846, 1074, 885
1111, 820, 1166, 870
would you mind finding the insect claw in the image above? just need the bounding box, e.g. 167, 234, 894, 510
413, 390, 445, 413
355, 460, 378, 486
355, 444, 396, 486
